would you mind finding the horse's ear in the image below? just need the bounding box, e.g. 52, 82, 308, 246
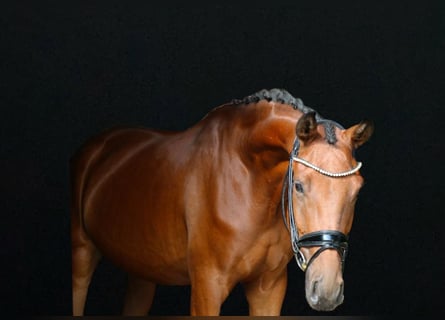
345, 119, 374, 148
296, 112, 319, 144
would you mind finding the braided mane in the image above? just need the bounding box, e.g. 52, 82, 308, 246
232, 88, 341, 145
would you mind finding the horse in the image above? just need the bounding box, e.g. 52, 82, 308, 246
70, 88, 374, 316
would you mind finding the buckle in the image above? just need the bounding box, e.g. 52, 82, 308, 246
295, 250, 307, 272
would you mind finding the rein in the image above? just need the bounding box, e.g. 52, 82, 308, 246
281, 122, 360, 272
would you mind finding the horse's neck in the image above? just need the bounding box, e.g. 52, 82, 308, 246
232, 102, 302, 224
197, 101, 301, 169
191, 101, 300, 223
239, 102, 302, 166
213, 103, 299, 205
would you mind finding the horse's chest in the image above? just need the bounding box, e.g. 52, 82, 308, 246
232, 233, 291, 281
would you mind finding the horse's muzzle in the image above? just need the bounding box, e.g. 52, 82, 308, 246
305, 273, 344, 311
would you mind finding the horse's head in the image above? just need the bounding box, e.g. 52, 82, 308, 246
287, 111, 374, 311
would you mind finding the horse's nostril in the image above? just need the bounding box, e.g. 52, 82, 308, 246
310, 280, 319, 303
312, 280, 318, 295
336, 282, 344, 304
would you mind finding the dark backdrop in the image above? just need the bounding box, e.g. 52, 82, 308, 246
2, 2, 444, 317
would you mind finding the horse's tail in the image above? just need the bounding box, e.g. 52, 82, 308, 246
69, 148, 89, 237
69, 133, 107, 316
69, 126, 137, 234
70, 139, 99, 239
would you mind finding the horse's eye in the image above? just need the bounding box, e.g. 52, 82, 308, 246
295, 181, 304, 193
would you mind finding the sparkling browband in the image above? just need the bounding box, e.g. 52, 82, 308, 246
293, 157, 362, 178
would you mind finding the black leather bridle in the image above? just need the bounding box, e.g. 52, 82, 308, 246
281, 123, 362, 272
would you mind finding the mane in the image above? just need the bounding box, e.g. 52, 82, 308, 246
232, 88, 342, 145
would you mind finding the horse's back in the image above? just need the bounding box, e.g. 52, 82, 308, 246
70, 126, 190, 284
70, 126, 168, 214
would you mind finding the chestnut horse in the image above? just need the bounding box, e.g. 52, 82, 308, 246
70, 89, 373, 315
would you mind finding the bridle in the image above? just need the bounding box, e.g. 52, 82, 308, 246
281, 121, 362, 272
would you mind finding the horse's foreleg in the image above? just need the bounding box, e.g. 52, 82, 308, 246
122, 275, 156, 316
189, 268, 232, 315
243, 268, 288, 316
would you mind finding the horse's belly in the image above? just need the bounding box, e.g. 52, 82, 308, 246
82, 140, 190, 285
85, 193, 190, 284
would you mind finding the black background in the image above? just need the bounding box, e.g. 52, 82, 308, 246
2, 2, 444, 317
